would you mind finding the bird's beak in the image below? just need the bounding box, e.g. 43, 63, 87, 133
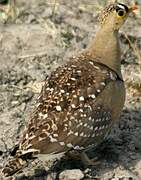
129, 4, 138, 13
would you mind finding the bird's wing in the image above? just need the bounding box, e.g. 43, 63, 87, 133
19, 57, 118, 154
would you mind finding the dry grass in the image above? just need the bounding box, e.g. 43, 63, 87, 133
51, 0, 59, 19
123, 32, 141, 95
123, 32, 141, 72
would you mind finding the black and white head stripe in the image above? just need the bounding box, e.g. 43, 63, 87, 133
115, 3, 129, 13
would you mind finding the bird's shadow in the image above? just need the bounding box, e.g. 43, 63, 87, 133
2, 107, 141, 180
12, 138, 125, 180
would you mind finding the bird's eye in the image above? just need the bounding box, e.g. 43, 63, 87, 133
115, 3, 128, 18
117, 10, 125, 17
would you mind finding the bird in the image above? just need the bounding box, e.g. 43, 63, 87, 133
2, 1, 137, 177
0, 0, 18, 23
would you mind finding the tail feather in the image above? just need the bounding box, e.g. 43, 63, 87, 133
2, 157, 27, 177
2, 148, 40, 177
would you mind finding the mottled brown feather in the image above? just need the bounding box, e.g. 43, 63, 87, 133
19, 52, 119, 154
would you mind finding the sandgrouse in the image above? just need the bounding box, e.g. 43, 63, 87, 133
2, 2, 137, 177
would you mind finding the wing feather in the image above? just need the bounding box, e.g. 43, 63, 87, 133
19, 57, 117, 154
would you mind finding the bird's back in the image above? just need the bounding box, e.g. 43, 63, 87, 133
19, 51, 124, 155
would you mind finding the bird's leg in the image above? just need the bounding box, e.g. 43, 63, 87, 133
66, 149, 101, 166
65, 149, 81, 161
80, 151, 100, 166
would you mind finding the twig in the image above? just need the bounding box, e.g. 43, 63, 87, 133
18, 51, 49, 59
123, 32, 141, 72
123, 32, 141, 94
51, 0, 58, 19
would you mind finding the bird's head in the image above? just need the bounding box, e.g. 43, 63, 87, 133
99, 2, 137, 31
0, 0, 19, 23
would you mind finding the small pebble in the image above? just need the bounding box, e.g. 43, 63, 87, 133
59, 169, 84, 180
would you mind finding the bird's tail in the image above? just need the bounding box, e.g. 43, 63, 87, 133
2, 148, 40, 177
2, 157, 28, 177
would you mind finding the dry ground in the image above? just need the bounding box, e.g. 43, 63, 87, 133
0, 0, 141, 179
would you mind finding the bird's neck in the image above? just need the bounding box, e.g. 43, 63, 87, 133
88, 26, 122, 79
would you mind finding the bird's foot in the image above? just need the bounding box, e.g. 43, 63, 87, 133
66, 150, 101, 167
80, 151, 100, 166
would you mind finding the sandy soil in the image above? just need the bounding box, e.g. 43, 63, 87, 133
0, 0, 141, 179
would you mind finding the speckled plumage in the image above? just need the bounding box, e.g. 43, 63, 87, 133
20, 52, 118, 153
3, 51, 125, 177
98, 3, 115, 24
